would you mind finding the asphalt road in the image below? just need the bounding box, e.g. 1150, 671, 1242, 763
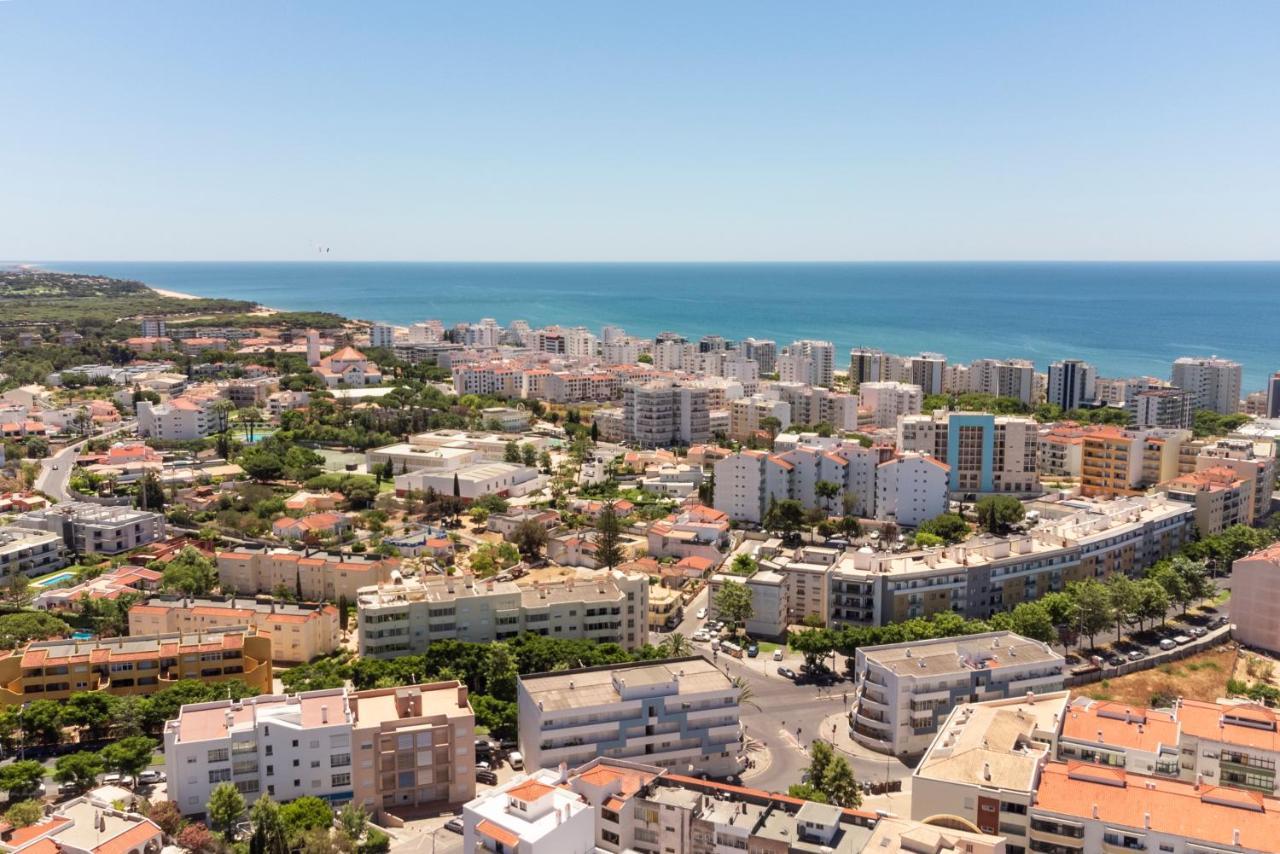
35, 421, 135, 501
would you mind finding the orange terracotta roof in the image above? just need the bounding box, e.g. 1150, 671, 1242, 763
3, 816, 70, 848
1177, 698, 1280, 752
1061, 699, 1179, 753
94, 820, 162, 854
476, 819, 520, 848
507, 780, 556, 802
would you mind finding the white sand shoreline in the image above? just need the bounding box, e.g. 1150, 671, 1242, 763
148, 286, 202, 300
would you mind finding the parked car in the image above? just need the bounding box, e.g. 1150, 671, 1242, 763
746, 643, 759, 658
1107, 655, 1126, 667
773, 648, 784, 661
692, 630, 710, 642
445, 818, 464, 835
102, 774, 133, 787
508, 751, 524, 770
1173, 634, 1192, 645
138, 770, 165, 785
696, 607, 708, 620
1127, 649, 1146, 661
1188, 627, 1207, 638
476, 769, 498, 786
475, 760, 492, 772
777, 666, 798, 680
1215, 615, 1230, 627
1159, 638, 1177, 651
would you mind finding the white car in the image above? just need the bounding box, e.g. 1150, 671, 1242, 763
696, 607, 707, 620
692, 630, 710, 642
772, 648, 784, 661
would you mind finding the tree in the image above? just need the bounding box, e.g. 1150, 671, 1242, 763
4, 800, 44, 829
511, 519, 548, 559
177, 822, 217, 854
1107, 575, 1141, 643
360, 827, 391, 854
249, 796, 290, 854
988, 601, 1056, 644
0, 574, 33, 610
730, 675, 760, 711
763, 498, 805, 539
208, 781, 247, 838
659, 633, 693, 658
820, 756, 861, 808
162, 546, 218, 596
99, 734, 157, 779
483, 643, 518, 702
0, 611, 70, 649
917, 512, 969, 544
0, 761, 46, 798
1069, 579, 1113, 652
62, 692, 118, 740
1135, 578, 1171, 632
595, 502, 624, 570
20, 699, 64, 746
790, 628, 837, 670
714, 580, 754, 630
974, 495, 1025, 535
241, 447, 284, 481
279, 796, 334, 846
54, 751, 105, 792
503, 441, 521, 463
136, 471, 166, 511
805, 739, 834, 787
1039, 591, 1080, 644
814, 480, 840, 516
337, 802, 368, 843
238, 406, 264, 443
914, 532, 944, 548
148, 800, 186, 838
786, 783, 828, 804
520, 443, 538, 468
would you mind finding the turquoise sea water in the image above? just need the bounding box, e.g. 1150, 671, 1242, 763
40, 261, 1280, 389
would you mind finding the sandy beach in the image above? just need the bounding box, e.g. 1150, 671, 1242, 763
148, 286, 202, 300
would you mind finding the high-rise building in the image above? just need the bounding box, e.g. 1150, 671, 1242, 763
905, 353, 947, 396
621, 381, 711, 447
848, 347, 886, 389
966, 358, 1037, 405
369, 324, 395, 349
1127, 387, 1194, 429
1171, 355, 1243, 414
778, 340, 834, 387
1047, 359, 1097, 411
140, 316, 167, 338
741, 337, 777, 374
1267, 370, 1280, 418
897, 411, 1040, 495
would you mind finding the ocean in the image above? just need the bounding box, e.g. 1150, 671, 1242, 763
41, 261, 1280, 390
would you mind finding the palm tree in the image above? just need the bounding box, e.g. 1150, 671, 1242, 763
731, 675, 760, 711
660, 633, 693, 658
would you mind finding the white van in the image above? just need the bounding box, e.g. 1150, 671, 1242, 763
507, 751, 524, 770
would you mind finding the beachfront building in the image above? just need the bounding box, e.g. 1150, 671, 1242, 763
0, 626, 273, 704
1047, 359, 1097, 412
355, 568, 650, 658
1172, 355, 1243, 414
897, 411, 1041, 496
216, 548, 396, 603
850, 631, 1065, 755
517, 657, 744, 778
15, 502, 165, 554
164, 681, 475, 818
777, 340, 835, 388
129, 594, 340, 663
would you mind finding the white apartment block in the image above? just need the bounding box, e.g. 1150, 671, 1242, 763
0, 526, 65, 579
136, 395, 220, 440
740, 338, 777, 374
903, 353, 947, 396
1128, 387, 1194, 429
369, 324, 396, 349
164, 682, 475, 819
777, 340, 834, 388
601, 338, 641, 366
1047, 359, 1097, 412
517, 657, 744, 777
653, 341, 698, 372
897, 411, 1041, 496
966, 359, 1038, 405
912, 690, 1069, 849
16, 502, 164, 555
874, 452, 950, 527
764, 382, 857, 431
622, 382, 711, 448
727, 395, 791, 441
1172, 355, 1243, 414
851, 631, 1066, 755
464, 770, 596, 854
857, 381, 923, 429
356, 569, 650, 658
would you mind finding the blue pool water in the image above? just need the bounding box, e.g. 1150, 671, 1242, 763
33, 571, 76, 588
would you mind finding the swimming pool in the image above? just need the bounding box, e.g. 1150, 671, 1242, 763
33, 571, 76, 588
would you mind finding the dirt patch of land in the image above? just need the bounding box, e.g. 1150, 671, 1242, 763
1073, 647, 1237, 708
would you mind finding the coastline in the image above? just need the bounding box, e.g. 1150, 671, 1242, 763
148, 284, 281, 317
149, 286, 201, 301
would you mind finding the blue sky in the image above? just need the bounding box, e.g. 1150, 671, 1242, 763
2, 2, 1277, 261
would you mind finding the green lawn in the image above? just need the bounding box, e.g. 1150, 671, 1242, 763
754, 641, 781, 653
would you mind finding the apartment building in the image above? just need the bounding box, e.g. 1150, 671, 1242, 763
1046, 359, 1097, 412
1196, 437, 1276, 522
1028, 760, 1279, 854
164, 681, 475, 818
777, 340, 834, 388
0, 526, 65, 580
897, 412, 1041, 496
646, 505, 729, 562
741, 337, 777, 374
1079, 426, 1189, 498
857, 381, 923, 429
216, 548, 396, 603
464, 769, 596, 854
136, 395, 220, 440
706, 566, 787, 638
356, 568, 650, 658
516, 656, 744, 777
1127, 386, 1194, 429
1267, 371, 1280, 419
1159, 466, 1253, 535
1172, 355, 1243, 414
1036, 422, 1109, 478
911, 691, 1069, 850
874, 452, 951, 527
15, 502, 164, 554
622, 382, 711, 448
727, 395, 790, 442
0, 626, 272, 704
851, 632, 1065, 756
764, 382, 858, 432
129, 595, 340, 664
848, 347, 887, 388
1232, 544, 1280, 655
966, 359, 1037, 405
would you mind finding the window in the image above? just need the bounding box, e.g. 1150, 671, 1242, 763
209, 769, 231, 784
207, 749, 229, 763
332, 773, 351, 787
331, 753, 351, 767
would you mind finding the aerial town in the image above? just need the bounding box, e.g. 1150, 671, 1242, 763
1, 270, 1280, 854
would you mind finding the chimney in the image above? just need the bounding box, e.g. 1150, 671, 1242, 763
1143, 812, 1151, 829
1026, 691, 1035, 704
1091, 804, 1099, 819
558, 762, 568, 783
1195, 774, 1203, 790
1234, 829, 1242, 845
982, 762, 991, 781
321, 705, 329, 724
